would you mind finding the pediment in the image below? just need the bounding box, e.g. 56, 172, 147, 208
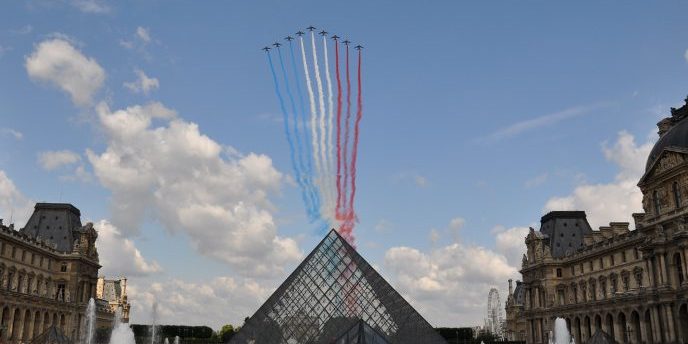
639, 147, 688, 185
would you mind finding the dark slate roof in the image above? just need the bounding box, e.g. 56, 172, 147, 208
513, 281, 524, 306
586, 330, 617, 344
540, 211, 593, 258
20, 203, 83, 252
646, 104, 688, 171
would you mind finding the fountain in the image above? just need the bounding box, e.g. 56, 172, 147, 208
110, 308, 135, 344
84, 298, 96, 344
174, 336, 179, 344
553, 318, 571, 344
164, 338, 169, 344
150, 302, 159, 344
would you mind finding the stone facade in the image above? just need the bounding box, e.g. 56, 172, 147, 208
0, 203, 116, 343
514, 99, 688, 344
505, 279, 526, 341
96, 277, 130, 323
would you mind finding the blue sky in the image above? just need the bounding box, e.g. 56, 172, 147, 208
1, 0, 687, 328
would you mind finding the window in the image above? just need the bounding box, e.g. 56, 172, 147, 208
599, 258, 604, 270
571, 266, 575, 276
11, 246, 16, 259
622, 276, 630, 291
622, 250, 627, 263
674, 181, 682, 208
634, 248, 640, 260
580, 263, 584, 274
573, 285, 578, 303
600, 281, 607, 299
21, 250, 26, 262
556, 268, 562, 278
610, 254, 615, 266
611, 277, 618, 294
60, 264, 67, 272
589, 261, 594, 271
653, 190, 661, 215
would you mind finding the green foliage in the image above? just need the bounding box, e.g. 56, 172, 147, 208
217, 324, 236, 342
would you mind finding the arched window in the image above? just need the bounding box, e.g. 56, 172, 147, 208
653, 190, 661, 215
675, 253, 684, 286
673, 181, 682, 208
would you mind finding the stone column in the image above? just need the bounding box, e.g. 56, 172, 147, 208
27, 310, 35, 341
612, 316, 622, 344
16, 309, 25, 342
651, 306, 662, 343
665, 305, 676, 342
639, 314, 648, 344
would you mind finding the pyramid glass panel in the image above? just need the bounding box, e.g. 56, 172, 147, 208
230, 229, 447, 344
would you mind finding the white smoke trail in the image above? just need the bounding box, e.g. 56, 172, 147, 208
299, 35, 323, 216
311, 31, 333, 222
323, 35, 335, 221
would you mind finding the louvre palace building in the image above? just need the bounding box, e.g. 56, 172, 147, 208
506, 98, 688, 344
0, 203, 130, 343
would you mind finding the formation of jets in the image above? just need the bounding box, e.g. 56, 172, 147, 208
263, 26, 363, 52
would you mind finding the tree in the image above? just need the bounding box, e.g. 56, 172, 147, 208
218, 324, 236, 342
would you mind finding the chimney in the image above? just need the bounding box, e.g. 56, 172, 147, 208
508, 279, 513, 296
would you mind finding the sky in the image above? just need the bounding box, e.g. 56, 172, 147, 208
1, 0, 688, 329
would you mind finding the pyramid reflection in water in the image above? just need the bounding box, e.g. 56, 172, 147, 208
230, 229, 447, 344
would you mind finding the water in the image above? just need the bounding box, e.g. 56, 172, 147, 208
110, 308, 136, 344
84, 298, 96, 344
150, 302, 159, 344
554, 318, 571, 344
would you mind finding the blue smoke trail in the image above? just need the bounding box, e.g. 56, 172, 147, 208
276, 47, 316, 220
266, 52, 305, 216
289, 40, 322, 221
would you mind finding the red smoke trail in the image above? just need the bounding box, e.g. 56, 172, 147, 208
334, 40, 343, 219
339, 48, 362, 245
339, 44, 352, 222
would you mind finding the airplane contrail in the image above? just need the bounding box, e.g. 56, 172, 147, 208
333, 38, 344, 218
340, 42, 353, 222
310, 31, 333, 223
288, 39, 319, 220
323, 35, 336, 222
276, 46, 314, 220
267, 51, 307, 224
299, 35, 324, 222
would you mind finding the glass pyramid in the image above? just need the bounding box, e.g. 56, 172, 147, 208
229, 229, 447, 344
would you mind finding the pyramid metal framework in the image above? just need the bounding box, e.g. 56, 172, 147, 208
230, 229, 447, 344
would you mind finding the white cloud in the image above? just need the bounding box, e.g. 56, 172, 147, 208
684, 49, 688, 63
384, 240, 516, 326
494, 226, 530, 267
38, 150, 81, 170
124, 69, 159, 95
392, 171, 429, 188
127, 276, 272, 329
1, 128, 23, 140
0, 170, 34, 228
525, 173, 548, 188
86, 102, 302, 277
136, 27, 151, 43
544, 131, 653, 229
95, 219, 161, 277
10, 25, 33, 35
69, 0, 110, 13
482, 102, 612, 143
25, 38, 105, 106
0, 45, 11, 58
